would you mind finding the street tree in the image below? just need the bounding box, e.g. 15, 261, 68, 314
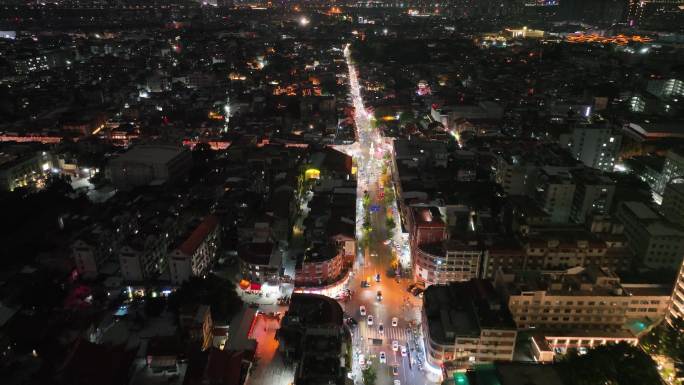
362, 365, 377, 385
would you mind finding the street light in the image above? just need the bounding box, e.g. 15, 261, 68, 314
299, 16, 310, 26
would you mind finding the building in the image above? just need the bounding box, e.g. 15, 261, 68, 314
237, 242, 281, 284
482, 240, 526, 279
108, 145, 191, 189
496, 266, 671, 331
72, 238, 108, 279
662, 183, 684, 226
294, 243, 346, 287
657, 149, 684, 195
616, 201, 684, 269
430, 102, 503, 133
119, 236, 169, 282
409, 206, 447, 248
414, 239, 483, 286
569, 168, 615, 223
422, 280, 517, 369
647, 78, 684, 99
276, 294, 349, 385
0, 148, 53, 191
168, 215, 221, 284
524, 229, 610, 270
533, 167, 576, 223
530, 331, 638, 362
564, 123, 622, 172
668, 258, 684, 323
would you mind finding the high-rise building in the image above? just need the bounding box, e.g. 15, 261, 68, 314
668, 258, 684, 323
533, 167, 577, 223
564, 124, 622, 172
616, 201, 684, 269
570, 168, 615, 223
656, 149, 684, 195
662, 183, 684, 226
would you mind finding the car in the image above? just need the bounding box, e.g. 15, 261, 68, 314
392, 340, 399, 351
359, 306, 366, 316
375, 273, 381, 282
359, 354, 365, 366
370, 252, 378, 257
376, 291, 383, 301
378, 324, 384, 334
379, 351, 386, 364
361, 280, 370, 288
392, 317, 398, 327
400, 346, 407, 357
394, 380, 401, 385
392, 366, 399, 376
367, 315, 374, 325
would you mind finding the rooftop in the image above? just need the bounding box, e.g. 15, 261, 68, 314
423, 280, 515, 344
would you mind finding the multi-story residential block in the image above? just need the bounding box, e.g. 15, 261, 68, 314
414, 239, 484, 286
72, 237, 109, 280
493, 142, 579, 196
108, 145, 192, 189
530, 331, 638, 362
562, 123, 622, 172
616, 201, 684, 269
119, 236, 170, 282
422, 280, 517, 370
569, 168, 615, 223
496, 266, 671, 331
168, 215, 221, 284
668, 257, 684, 323
294, 243, 346, 287
482, 239, 526, 279
237, 242, 281, 284
661, 183, 684, 226
647, 78, 684, 99
656, 148, 684, 195
533, 167, 576, 223
0, 148, 54, 191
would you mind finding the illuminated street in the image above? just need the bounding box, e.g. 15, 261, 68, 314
343, 44, 440, 385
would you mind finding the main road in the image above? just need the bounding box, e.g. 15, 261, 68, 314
343, 44, 437, 385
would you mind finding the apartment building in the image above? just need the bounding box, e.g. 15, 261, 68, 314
668, 258, 684, 323
533, 167, 577, 223
661, 183, 684, 226
616, 201, 684, 269
496, 266, 671, 331
422, 280, 517, 369
168, 215, 221, 284
414, 239, 483, 286
294, 243, 345, 286
569, 168, 615, 223
238, 242, 281, 284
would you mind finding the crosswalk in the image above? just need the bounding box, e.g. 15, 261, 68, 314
357, 322, 408, 343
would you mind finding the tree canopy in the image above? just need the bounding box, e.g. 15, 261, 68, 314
558, 342, 661, 385
168, 275, 243, 324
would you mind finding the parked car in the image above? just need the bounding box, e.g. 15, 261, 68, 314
379, 351, 386, 364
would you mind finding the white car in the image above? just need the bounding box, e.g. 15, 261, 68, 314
392, 340, 399, 352
359, 354, 365, 366
400, 346, 407, 357
367, 315, 374, 326
394, 380, 401, 385
391, 317, 398, 327
360, 305, 366, 316
379, 351, 386, 364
